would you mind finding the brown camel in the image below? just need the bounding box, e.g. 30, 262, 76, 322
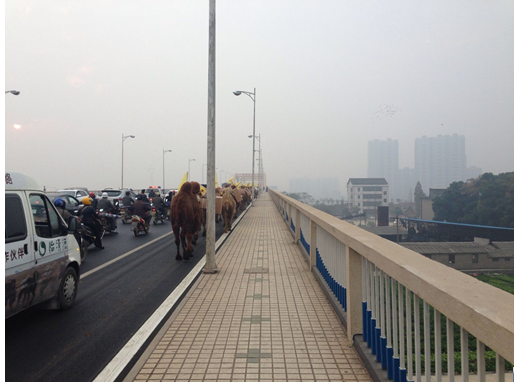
170, 182, 201, 261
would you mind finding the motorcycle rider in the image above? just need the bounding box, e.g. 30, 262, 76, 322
98, 192, 118, 233
79, 197, 104, 249
152, 191, 165, 218
134, 195, 152, 226
54, 198, 72, 223
122, 191, 135, 214
148, 188, 156, 198
139, 189, 149, 203
89, 192, 99, 210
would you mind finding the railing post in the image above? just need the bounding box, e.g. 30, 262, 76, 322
294, 208, 301, 243
346, 246, 363, 342
309, 220, 317, 269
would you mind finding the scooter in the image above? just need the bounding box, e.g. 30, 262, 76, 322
131, 215, 150, 236
97, 209, 120, 234
120, 207, 133, 224
78, 222, 103, 262
151, 205, 166, 225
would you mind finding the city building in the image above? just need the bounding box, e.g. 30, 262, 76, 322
420, 188, 446, 220
367, 139, 399, 200
347, 178, 389, 217
401, 239, 514, 273
415, 134, 467, 190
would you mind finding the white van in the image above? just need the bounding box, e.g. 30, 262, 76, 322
5, 172, 82, 319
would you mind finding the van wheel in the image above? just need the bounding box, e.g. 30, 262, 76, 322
59, 267, 78, 310
80, 241, 89, 262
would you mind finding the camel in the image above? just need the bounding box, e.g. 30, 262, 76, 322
221, 186, 237, 233
170, 182, 201, 261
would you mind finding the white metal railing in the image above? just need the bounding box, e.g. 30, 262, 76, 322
271, 191, 514, 381
300, 212, 311, 256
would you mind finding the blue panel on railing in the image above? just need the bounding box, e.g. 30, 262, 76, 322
300, 229, 310, 253
375, 327, 382, 362
381, 337, 387, 369
400, 368, 407, 382
367, 310, 372, 348
371, 318, 377, 355
286, 212, 289, 221
362, 302, 367, 342
393, 357, 400, 382
386, 347, 393, 379
291, 219, 295, 232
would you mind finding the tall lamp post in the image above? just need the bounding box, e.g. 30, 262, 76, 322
233, 88, 256, 202
188, 158, 196, 181
249, 134, 261, 191
163, 149, 172, 190
121, 134, 135, 189
204, 0, 217, 273
5, 90, 20, 95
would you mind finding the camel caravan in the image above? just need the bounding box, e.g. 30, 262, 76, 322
170, 179, 256, 261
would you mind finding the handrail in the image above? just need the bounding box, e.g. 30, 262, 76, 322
270, 190, 514, 363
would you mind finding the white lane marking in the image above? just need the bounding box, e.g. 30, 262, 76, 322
93, 206, 250, 382
81, 232, 172, 279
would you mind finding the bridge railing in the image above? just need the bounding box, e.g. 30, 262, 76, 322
270, 190, 514, 382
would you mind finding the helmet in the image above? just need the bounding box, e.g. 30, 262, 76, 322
136, 195, 143, 201
125, 191, 130, 196
89, 192, 96, 198
54, 198, 65, 208
102, 192, 108, 198
155, 192, 160, 196
82, 197, 91, 205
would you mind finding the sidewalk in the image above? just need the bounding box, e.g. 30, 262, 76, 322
127, 193, 371, 382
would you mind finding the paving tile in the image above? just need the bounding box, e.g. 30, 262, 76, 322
131, 194, 370, 382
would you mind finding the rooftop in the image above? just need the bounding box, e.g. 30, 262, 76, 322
401, 242, 512, 258
347, 178, 388, 186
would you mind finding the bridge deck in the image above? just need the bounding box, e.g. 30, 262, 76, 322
128, 193, 371, 381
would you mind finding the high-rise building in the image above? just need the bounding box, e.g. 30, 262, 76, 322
368, 139, 399, 200
415, 134, 467, 190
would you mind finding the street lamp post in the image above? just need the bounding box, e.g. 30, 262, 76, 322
121, 134, 135, 189
163, 149, 172, 190
233, 88, 256, 202
249, 134, 261, 191
5, 90, 20, 96
188, 158, 196, 181
204, 0, 218, 273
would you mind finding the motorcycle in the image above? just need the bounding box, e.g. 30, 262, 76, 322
97, 209, 120, 234
78, 221, 103, 262
151, 204, 166, 225
131, 215, 150, 236
120, 207, 133, 224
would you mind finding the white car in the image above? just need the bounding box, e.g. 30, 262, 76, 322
57, 189, 89, 200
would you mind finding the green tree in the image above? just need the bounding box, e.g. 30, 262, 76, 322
414, 181, 426, 216
433, 172, 514, 228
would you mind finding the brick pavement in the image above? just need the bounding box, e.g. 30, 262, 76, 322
129, 193, 371, 382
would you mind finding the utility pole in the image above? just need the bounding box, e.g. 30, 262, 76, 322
204, 0, 218, 273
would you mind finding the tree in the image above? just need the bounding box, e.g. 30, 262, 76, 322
433, 172, 514, 228
414, 181, 426, 216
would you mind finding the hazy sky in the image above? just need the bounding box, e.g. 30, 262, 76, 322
5, 1, 514, 192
